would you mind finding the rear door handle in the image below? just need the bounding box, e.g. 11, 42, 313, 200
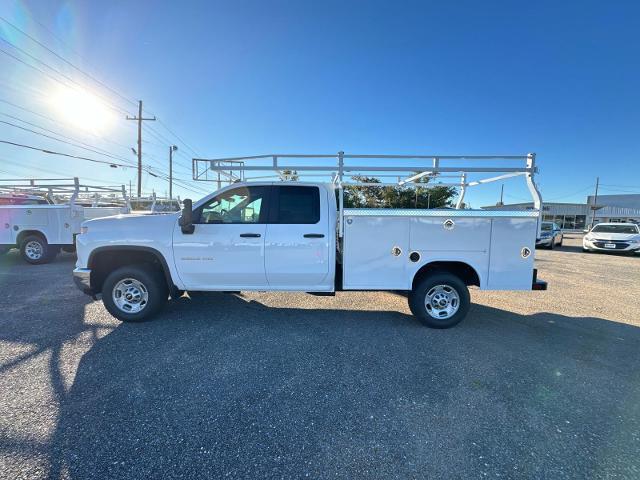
240, 233, 261, 238
304, 234, 325, 238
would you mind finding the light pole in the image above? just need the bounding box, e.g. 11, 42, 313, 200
169, 145, 178, 199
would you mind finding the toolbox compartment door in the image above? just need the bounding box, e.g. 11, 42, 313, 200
342, 215, 409, 290
486, 217, 537, 290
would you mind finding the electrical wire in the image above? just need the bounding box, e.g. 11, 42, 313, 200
0, 142, 210, 196
0, 16, 138, 110
0, 16, 207, 192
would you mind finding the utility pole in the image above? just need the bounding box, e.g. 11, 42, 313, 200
126, 100, 156, 197
169, 145, 178, 199
590, 176, 600, 229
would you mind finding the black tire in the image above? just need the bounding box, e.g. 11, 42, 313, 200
102, 264, 168, 322
20, 234, 56, 264
409, 272, 471, 328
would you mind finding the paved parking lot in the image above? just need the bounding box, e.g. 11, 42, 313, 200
1, 235, 639, 479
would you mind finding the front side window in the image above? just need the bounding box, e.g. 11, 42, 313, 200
198, 186, 268, 224
275, 186, 320, 224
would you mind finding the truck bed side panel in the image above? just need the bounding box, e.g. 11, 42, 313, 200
409, 216, 491, 288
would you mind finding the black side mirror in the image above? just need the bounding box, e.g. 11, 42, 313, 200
179, 198, 195, 234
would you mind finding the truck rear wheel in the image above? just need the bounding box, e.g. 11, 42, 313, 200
20, 234, 56, 265
409, 272, 470, 328
102, 265, 168, 322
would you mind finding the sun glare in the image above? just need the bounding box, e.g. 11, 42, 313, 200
50, 86, 115, 135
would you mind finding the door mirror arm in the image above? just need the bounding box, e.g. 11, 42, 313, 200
179, 198, 195, 234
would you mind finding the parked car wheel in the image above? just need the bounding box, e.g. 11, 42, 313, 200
102, 264, 168, 322
20, 234, 56, 264
409, 272, 470, 328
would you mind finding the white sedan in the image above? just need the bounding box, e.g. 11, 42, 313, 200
583, 223, 640, 254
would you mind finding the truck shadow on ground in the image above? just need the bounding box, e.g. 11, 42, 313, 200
44, 293, 640, 479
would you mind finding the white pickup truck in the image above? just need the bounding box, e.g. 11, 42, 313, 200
0, 178, 128, 264
73, 153, 547, 328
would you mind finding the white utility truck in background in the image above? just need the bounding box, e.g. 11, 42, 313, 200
0, 178, 129, 264
73, 153, 547, 328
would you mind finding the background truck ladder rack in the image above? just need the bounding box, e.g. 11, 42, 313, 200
0, 177, 130, 210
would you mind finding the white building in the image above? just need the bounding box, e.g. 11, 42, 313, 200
586, 194, 640, 225
482, 194, 640, 231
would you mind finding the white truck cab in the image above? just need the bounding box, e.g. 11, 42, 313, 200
73, 153, 547, 328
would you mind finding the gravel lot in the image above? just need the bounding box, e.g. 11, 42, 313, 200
1, 235, 639, 479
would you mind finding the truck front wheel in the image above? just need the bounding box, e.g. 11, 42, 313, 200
409, 272, 470, 328
102, 265, 168, 322
20, 234, 56, 264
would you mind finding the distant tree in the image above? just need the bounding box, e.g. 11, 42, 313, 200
342, 174, 457, 209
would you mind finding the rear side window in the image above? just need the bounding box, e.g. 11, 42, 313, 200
274, 186, 320, 224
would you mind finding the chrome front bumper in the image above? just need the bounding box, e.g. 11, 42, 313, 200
73, 267, 94, 296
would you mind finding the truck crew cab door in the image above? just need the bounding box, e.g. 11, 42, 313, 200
172, 185, 270, 290
264, 185, 331, 290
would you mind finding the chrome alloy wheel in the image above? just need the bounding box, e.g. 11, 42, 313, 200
112, 278, 149, 314
425, 284, 460, 319
25, 240, 44, 260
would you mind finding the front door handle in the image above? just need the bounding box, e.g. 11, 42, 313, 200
240, 233, 261, 238
304, 233, 325, 238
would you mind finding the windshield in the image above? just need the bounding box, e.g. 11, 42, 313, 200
591, 224, 639, 234
541, 223, 553, 231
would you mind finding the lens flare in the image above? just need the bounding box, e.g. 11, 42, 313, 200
50, 86, 114, 135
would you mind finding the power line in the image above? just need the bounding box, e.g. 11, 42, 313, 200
156, 119, 201, 156
1, 26, 202, 179
0, 140, 209, 196
0, 39, 131, 117
0, 98, 140, 154
0, 139, 132, 167
0, 16, 138, 110
2, 19, 203, 163
0, 17, 206, 193
1, 106, 191, 180
0, 118, 138, 165
544, 184, 595, 202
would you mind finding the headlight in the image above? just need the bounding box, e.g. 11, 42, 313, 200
80, 226, 89, 234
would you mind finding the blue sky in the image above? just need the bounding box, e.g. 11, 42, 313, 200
0, 0, 639, 206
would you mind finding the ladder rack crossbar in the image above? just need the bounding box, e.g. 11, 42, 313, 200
205, 165, 531, 173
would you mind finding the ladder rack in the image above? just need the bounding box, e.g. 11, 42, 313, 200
0, 177, 129, 207
193, 152, 543, 238
193, 152, 541, 207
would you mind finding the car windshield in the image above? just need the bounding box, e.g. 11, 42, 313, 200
541, 223, 553, 231
591, 224, 639, 234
